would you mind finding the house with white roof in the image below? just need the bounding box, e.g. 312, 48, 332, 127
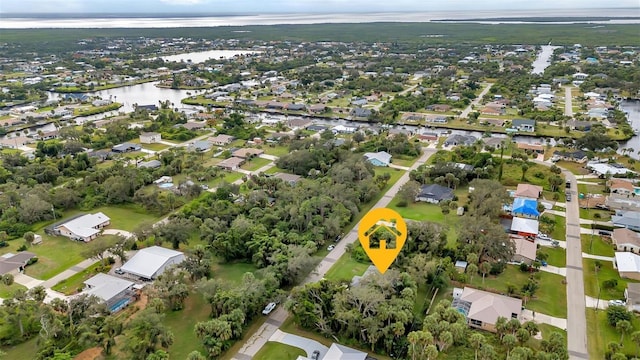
615, 252, 640, 280
54, 213, 111, 242
82, 273, 135, 312
363, 151, 392, 167
510, 217, 539, 238
120, 246, 185, 280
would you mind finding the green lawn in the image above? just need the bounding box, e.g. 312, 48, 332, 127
577, 183, 606, 196
324, 254, 371, 283
555, 161, 589, 175
468, 265, 567, 318
391, 155, 418, 167
581, 234, 615, 257
51, 262, 105, 295
212, 261, 259, 284
540, 214, 566, 242
586, 308, 640, 359
389, 201, 445, 222
254, 342, 306, 360
583, 258, 639, 300
579, 208, 612, 221
500, 162, 556, 190
0, 282, 27, 298
263, 145, 290, 157
1, 337, 39, 360
240, 157, 271, 171
165, 294, 209, 359
142, 143, 170, 151
538, 246, 566, 268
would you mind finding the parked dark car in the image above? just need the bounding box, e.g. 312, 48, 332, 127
311, 350, 320, 360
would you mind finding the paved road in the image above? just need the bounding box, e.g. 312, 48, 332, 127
563, 171, 589, 359
230, 146, 438, 360
460, 83, 493, 119
565, 86, 574, 118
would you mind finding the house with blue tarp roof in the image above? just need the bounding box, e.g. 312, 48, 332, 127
512, 197, 539, 219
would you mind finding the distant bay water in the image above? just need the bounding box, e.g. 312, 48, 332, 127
1, 8, 639, 29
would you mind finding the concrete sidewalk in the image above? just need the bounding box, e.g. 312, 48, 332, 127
582, 253, 614, 262
521, 309, 567, 330
539, 264, 567, 276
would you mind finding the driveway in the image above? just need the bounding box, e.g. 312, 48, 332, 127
103, 229, 135, 239
539, 264, 567, 276
521, 309, 567, 330
269, 329, 329, 359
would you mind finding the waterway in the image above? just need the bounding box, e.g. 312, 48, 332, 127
531, 45, 561, 75
619, 100, 640, 159
154, 50, 259, 64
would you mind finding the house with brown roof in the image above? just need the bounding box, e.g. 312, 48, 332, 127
510, 236, 537, 264
426, 104, 452, 112
516, 143, 544, 154
480, 106, 506, 116
232, 148, 264, 159
273, 172, 301, 186
514, 184, 543, 199
608, 178, 635, 196
308, 104, 328, 113
217, 157, 245, 171
453, 287, 522, 333
209, 134, 235, 146
479, 118, 507, 127
287, 118, 312, 130
180, 121, 207, 130
613, 228, 640, 254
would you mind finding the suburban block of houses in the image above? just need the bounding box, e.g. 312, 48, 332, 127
51, 212, 111, 242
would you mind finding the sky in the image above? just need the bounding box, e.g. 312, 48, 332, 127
1, 0, 639, 14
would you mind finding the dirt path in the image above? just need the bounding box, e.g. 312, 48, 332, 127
74, 347, 102, 360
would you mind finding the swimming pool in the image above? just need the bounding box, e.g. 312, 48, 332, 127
110, 298, 131, 313
158, 183, 174, 189
635, 187, 640, 195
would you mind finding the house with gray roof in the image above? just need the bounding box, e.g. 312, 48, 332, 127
138, 159, 161, 169
83, 273, 135, 313
444, 134, 477, 147
0, 252, 36, 276
511, 119, 536, 132
613, 210, 640, 232
188, 140, 213, 152
415, 184, 454, 204
120, 246, 185, 280
112, 143, 141, 153
350, 107, 372, 118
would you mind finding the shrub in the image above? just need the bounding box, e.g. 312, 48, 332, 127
606, 305, 631, 326
490, 261, 506, 275
17, 244, 27, 251
519, 262, 530, 272
0, 241, 7, 248
602, 279, 618, 289
27, 257, 38, 265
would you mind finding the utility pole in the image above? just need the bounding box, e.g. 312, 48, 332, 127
51, 205, 56, 221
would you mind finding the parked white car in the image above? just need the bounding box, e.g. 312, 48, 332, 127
262, 302, 277, 315
609, 300, 626, 306
537, 233, 551, 240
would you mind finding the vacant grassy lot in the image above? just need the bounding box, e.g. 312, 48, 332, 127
240, 157, 271, 171
1, 337, 38, 360
389, 200, 445, 223
51, 262, 105, 295
141, 143, 170, 151
212, 261, 259, 284
581, 234, 614, 257
0, 282, 27, 298
538, 246, 566, 268
165, 294, 209, 359
254, 342, 306, 360
540, 214, 566, 241
391, 155, 418, 167
500, 162, 556, 190
583, 258, 639, 300
324, 254, 371, 283
468, 265, 567, 318
579, 208, 612, 221
555, 161, 589, 175
586, 308, 640, 359
577, 183, 606, 195
263, 145, 290, 157
61, 204, 162, 232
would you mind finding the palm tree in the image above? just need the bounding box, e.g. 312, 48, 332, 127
617, 320, 632, 343
469, 333, 485, 360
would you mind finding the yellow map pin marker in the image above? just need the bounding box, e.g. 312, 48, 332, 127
358, 208, 407, 274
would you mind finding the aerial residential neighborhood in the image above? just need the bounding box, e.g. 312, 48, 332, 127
0, 4, 639, 360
